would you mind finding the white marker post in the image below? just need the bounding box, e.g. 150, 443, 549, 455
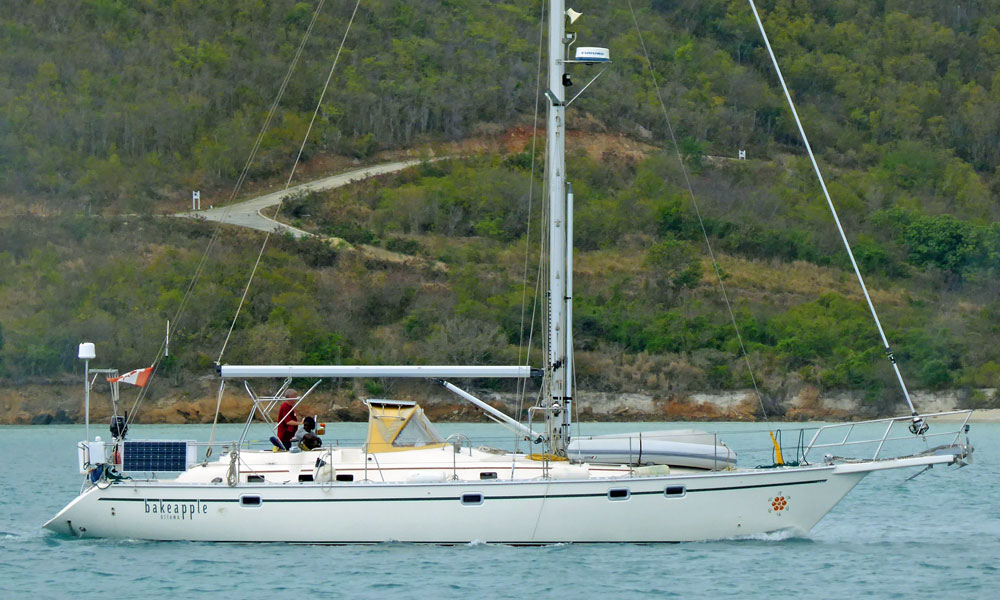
78, 343, 96, 441
193, 190, 201, 210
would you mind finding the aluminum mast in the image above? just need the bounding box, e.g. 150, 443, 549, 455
545, 0, 572, 453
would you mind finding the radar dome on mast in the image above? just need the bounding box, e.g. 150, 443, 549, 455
574, 47, 610, 64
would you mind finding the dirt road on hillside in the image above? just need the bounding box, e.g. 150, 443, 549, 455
176, 159, 423, 237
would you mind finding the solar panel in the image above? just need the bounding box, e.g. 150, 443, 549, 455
122, 441, 193, 472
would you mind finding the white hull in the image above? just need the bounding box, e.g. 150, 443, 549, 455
48, 459, 940, 543
45, 411, 972, 543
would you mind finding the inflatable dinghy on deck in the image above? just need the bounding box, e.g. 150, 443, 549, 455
567, 430, 737, 470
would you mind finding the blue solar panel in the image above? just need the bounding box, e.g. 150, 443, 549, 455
123, 441, 190, 472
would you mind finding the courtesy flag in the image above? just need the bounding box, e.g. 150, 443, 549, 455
107, 366, 154, 387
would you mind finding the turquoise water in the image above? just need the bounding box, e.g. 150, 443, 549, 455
2, 421, 998, 598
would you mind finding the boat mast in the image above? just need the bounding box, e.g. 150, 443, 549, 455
545, 0, 573, 453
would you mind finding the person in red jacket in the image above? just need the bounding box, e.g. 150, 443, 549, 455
275, 389, 301, 450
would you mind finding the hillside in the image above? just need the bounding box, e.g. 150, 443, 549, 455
2, 1, 1000, 421
4, 1, 1000, 205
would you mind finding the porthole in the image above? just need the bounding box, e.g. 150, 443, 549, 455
664, 485, 686, 498
608, 488, 630, 501
461, 492, 484, 505
239, 495, 262, 507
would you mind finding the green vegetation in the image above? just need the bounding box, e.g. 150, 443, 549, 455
272, 152, 999, 403
4, 1, 1000, 209
2, 1, 1000, 407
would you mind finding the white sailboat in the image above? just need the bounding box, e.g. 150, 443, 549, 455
45, 1, 974, 543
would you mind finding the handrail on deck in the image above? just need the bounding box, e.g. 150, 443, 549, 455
802, 410, 973, 461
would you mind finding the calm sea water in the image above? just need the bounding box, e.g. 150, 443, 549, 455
2, 421, 997, 599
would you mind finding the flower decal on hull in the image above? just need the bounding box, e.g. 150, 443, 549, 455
768, 493, 790, 516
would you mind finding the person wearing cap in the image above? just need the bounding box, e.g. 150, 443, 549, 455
275, 389, 301, 450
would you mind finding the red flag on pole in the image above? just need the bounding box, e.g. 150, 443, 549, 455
107, 366, 153, 387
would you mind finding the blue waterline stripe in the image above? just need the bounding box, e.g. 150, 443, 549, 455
145, 540, 691, 545
97, 478, 825, 504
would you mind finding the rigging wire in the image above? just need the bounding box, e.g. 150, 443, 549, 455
625, 0, 770, 423
746, 0, 922, 427
218, 0, 362, 363
123, 0, 331, 428
514, 0, 548, 453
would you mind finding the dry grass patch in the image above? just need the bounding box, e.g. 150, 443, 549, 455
575, 248, 646, 277
703, 254, 903, 307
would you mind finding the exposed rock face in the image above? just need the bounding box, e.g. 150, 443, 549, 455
30, 409, 73, 425
0, 382, 990, 425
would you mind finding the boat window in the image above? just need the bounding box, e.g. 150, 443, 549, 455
608, 488, 630, 501
479, 472, 498, 480
393, 411, 445, 448
336, 474, 354, 482
298, 474, 314, 482
246, 474, 265, 483
665, 485, 686, 498
461, 493, 484, 505
240, 495, 262, 507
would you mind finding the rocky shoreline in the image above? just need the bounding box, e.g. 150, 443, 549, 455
3, 381, 996, 425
